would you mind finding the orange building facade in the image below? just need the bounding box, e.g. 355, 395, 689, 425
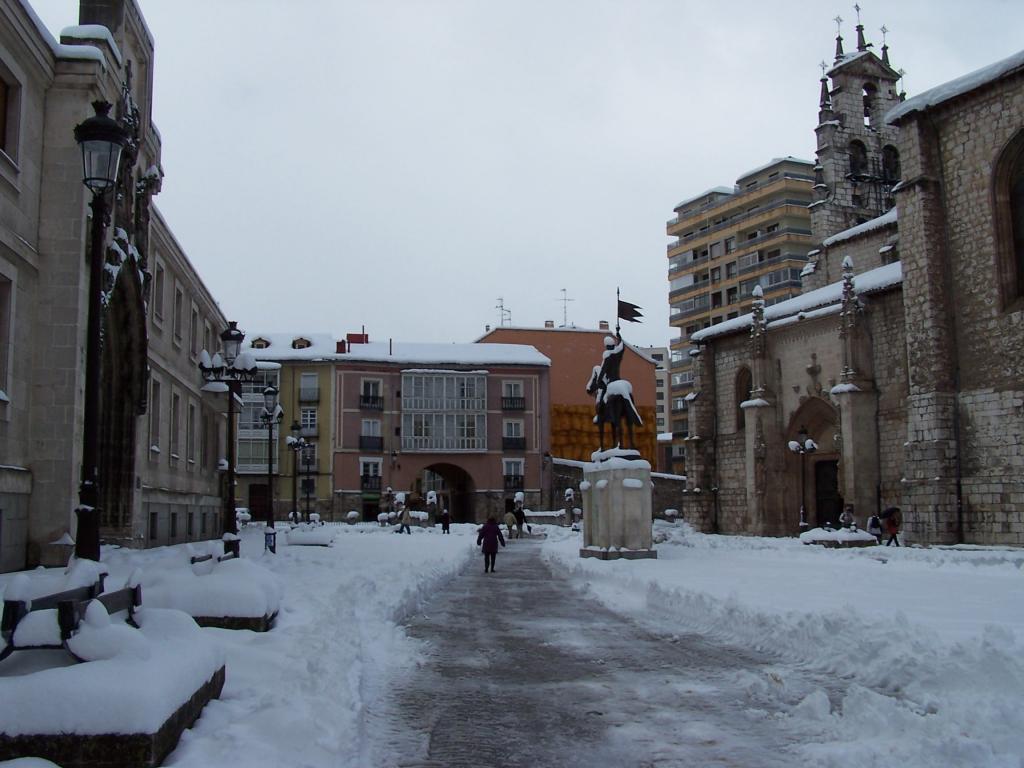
478, 326, 658, 464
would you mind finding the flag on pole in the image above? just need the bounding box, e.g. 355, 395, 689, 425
617, 299, 643, 323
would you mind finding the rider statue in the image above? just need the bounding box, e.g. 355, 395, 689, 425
593, 332, 624, 423
587, 329, 641, 451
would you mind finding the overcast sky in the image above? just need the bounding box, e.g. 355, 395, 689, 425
30, 1, 1024, 349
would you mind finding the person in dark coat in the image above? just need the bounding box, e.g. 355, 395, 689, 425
883, 507, 902, 546
440, 507, 451, 534
477, 516, 506, 573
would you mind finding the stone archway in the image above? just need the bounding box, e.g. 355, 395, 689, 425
420, 463, 476, 524
786, 398, 842, 530
99, 240, 149, 543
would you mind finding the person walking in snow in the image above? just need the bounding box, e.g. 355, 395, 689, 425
512, 493, 526, 538
397, 499, 412, 535
440, 507, 451, 534
503, 510, 518, 540
477, 516, 506, 573
883, 507, 902, 546
867, 512, 883, 544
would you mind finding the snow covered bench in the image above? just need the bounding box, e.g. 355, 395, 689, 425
1, 572, 143, 663
0, 576, 106, 660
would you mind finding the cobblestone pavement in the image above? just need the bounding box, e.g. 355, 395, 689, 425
366, 540, 819, 767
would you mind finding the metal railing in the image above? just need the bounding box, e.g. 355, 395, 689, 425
359, 435, 384, 451
359, 394, 384, 410
501, 396, 525, 410
502, 436, 526, 451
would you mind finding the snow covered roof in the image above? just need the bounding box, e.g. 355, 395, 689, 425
691, 261, 903, 343
247, 332, 550, 367
887, 48, 1024, 124
476, 326, 659, 365
735, 156, 814, 183
822, 207, 898, 248
60, 24, 123, 65
672, 186, 735, 213
15, 1, 111, 67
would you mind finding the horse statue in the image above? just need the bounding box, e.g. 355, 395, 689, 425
586, 365, 643, 451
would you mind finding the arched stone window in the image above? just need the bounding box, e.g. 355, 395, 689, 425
735, 367, 752, 432
848, 140, 868, 178
862, 83, 877, 126
882, 145, 901, 182
993, 130, 1024, 307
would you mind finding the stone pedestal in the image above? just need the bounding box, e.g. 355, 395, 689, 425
580, 449, 656, 560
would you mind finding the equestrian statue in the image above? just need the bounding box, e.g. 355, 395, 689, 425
586, 326, 643, 452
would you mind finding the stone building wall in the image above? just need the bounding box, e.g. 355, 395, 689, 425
891, 65, 1024, 545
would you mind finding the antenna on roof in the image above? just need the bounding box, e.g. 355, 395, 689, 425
559, 288, 575, 327
495, 297, 511, 327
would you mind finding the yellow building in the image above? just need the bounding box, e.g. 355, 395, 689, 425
666, 157, 814, 471
234, 334, 336, 522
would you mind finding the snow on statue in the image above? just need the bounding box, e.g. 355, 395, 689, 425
585, 331, 642, 451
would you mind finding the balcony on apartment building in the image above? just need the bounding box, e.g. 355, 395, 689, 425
503, 474, 524, 491
666, 173, 814, 235
359, 435, 384, 451
361, 474, 382, 491
501, 396, 526, 410
359, 394, 384, 410
502, 436, 527, 451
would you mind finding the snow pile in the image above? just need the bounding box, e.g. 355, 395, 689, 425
287, 524, 335, 547
0, 607, 222, 736
799, 526, 876, 545
540, 522, 1024, 767
101, 546, 281, 620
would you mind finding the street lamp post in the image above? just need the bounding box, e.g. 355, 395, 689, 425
261, 386, 284, 540
303, 452, 314, 519
198, 322, 258, 556
788, 425, 818, 533
286, 421, 306, 525
72, 101, 130, 562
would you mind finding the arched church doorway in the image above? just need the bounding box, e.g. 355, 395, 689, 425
418, 463, 476, 523
787, 398, 842, 530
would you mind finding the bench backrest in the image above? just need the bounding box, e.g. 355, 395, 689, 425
56, 584, 142, 642
1, 576, 106, 643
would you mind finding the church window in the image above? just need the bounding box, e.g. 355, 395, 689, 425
994, 131, 1024, 307
849, 140, 868, 177
735, 368, 752, 431
882, 145, 901, 182
862, 83, 877, 126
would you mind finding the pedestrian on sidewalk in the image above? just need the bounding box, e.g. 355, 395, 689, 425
513, 492, 526, 538
477, 516, 506, 573
397, 497, 412, 535
867, 512, 883, 544
440, 507, 451, 534
882, 507, 902, 546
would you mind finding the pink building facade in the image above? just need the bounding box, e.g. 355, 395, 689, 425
332, 341, 551, 523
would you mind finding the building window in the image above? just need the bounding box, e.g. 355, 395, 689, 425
292, 337, 311, 349
301, 407, 318, 430
361, 418, 381, 436
251, 337, 270, 349
170, 393, 181, 458
0, 76, 9, 154
0, 71, 19, 161
189, 307, 199, 357
170, 512, 178, 538
173, 287, 184, 340
726, 261, 737, 278
186, 402, 196, 464
152, 263, 165, 320
996, 132, 1024, 306
0, 272, 10, 401
149, 512, 158, 540
849, 140, 868, 177
203, 321, 212, 356
200, 410, 210, 468
187, 511, 194, 536
724, 237, 735, 254
736, 367, 752, 431
863, 82, 877, 126
149, 379, 161, 454
882, 145, 901, 183
299, 372, 318, 401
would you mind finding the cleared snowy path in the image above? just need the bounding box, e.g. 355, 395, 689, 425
366, 540, 815, 767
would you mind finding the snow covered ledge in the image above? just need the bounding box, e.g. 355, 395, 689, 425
0, 608, 225, 767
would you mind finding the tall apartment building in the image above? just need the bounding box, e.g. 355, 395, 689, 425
665, 157, 814, 470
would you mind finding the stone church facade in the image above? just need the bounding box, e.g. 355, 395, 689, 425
683, 23, 1024, 546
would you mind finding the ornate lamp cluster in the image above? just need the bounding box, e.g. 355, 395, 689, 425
198, 322, 259, 555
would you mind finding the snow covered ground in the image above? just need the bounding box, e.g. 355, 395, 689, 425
1, 520, 1022, 767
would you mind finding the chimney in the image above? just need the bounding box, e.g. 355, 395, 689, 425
346, 332, 369, 345
544, 320, 555, 328
598, 320, 610, 330
336, 340, 347, 354
485, 324, 490, 332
